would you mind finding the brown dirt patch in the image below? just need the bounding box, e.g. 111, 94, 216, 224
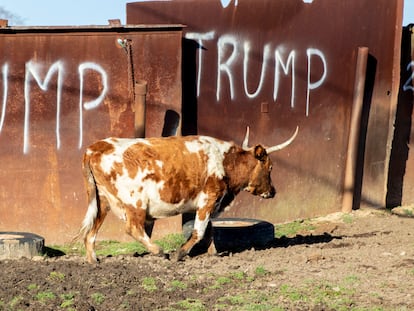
1, 208, 414, 310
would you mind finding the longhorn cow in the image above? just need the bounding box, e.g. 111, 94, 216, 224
76, 127, 298, 262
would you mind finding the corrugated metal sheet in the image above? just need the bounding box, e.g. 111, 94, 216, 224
127, 0, 403, 223
0, 25, 183, 244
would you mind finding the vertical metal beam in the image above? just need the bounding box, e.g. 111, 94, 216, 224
134, 80, 147, 138
342, 47, 369, 213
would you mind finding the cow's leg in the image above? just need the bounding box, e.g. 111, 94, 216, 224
175, 208, 211, 261
124, 205, 163, 256
84, 195, 109, 263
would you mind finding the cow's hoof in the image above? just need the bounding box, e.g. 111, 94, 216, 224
157, 250, 169, 260
207, 241, 217, 256
87, 258, 100, 264
172, 250, 187, 262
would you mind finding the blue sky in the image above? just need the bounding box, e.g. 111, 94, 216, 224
0, 0, 412, 26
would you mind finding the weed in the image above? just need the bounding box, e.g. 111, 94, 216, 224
173, 298, 206, 311
141, 277, 158, 292
255, 266, 269, 276
91, 292, 105, 305
218, 294, 245, 305
231, 290, 283, 311
168, 279, 188, 291
27, 283, 39, 291
60, 293, 75, 308
403, 209, 414, 216
342, 214, 354, 224
9, 295, 23, 308
49, 271, 65, 281
343, 274, 360, 285
279, 284, 306, 302
35, 291, 56, 303
230, 271, 246, 280
217, 276, 232, 285
208, 276, 232, 290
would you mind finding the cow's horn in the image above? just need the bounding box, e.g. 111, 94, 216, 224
242, 126, 250, 150
266, 126, 299, 154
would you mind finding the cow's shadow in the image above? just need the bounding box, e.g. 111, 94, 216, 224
188, 230, 342, 258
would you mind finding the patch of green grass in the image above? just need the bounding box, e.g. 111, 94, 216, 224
49, 271, 65, 281
168, 280, 188, 291
9, 295, 23, 308
208, 276, 233, 290
47, 242, 84, 256
96, 240, 147, 257
230, 271, 246, 280
279, 284, 306, 302
218, 290, 283, 311
60, 293, 75, 308
172, 298, 206, 311
35, 291, 56, 303
254, 266, 269, 276
342, 214, 354, 224
155, 233, 186, 253
48, 233, 186, 259
91, 292, 105, 305
274, 220, 315, 238
27, 283, 39, 291
141, 277, 158, 292
403, 208, 414, 216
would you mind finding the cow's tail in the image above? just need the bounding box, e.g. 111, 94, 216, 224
72, 153, 99, 243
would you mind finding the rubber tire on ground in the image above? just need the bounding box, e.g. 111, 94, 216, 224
0, 232, 44, 260
183, 218, 275, 254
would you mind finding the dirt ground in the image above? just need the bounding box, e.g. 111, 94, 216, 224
1, 208, 414, 310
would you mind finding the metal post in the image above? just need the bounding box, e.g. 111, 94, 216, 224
134, 80, 147, 138
342, 47, 369, 213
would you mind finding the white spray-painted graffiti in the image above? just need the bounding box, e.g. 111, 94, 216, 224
220, 0, 238, 8
0, 60, 108, 154
186, 31, 328, 116
403, 61, 414, 92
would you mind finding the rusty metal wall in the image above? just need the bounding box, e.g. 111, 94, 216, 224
0, 25, 183, 244
396, 25, 414, 207
127, 0, 403, 222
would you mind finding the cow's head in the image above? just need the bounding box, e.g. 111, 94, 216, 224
242, 126, 298, 199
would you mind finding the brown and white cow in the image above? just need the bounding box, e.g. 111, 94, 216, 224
76, 127, 298, 263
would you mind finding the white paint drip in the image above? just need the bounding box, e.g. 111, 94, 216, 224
403, 61, 414, 92
0, 63, 8, 133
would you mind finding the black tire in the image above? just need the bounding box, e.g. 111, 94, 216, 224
183, 218, 275, 254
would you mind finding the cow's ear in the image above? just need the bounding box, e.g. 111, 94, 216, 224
254, 145, 267, 161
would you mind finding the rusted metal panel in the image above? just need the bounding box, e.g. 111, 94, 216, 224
127, 0, 403, 222
0, 25, 183, 244
397, 25, 414, 207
